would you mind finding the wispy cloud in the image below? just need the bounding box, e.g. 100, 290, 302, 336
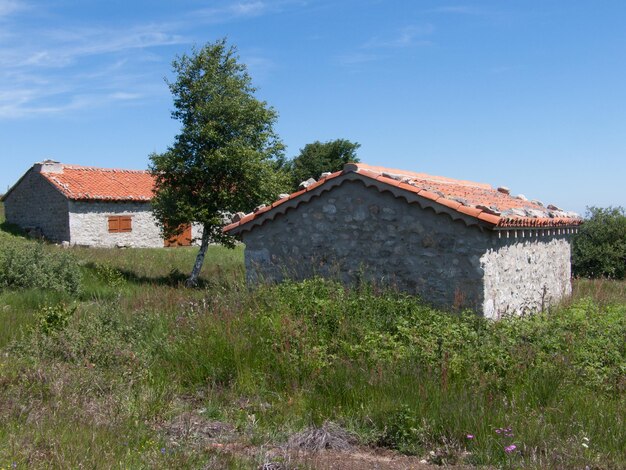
0, 0, 301, 119
0, 0, 25, 18
364, 25, 434, 48
338, 24, 433, 67
426, 5, 507, 20
1, 25, 185, 69
0, 17, 187, 119
336, 52, 380, 66
191, 0, 306, 23
490, 65, 523, 74
429, 5, 476, 15
0, 91, 149, 118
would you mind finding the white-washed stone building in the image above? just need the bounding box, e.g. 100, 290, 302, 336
2, 160, 198, 248
224, 163, 583, 318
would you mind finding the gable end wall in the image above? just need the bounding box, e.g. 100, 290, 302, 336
241, 179, 491, 310
241, 180, 574, 316
3, 170, 70, 242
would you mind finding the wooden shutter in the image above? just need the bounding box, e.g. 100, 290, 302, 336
108, 216, 120, 233
119, 216, 132, 232
108, 216, 132, 233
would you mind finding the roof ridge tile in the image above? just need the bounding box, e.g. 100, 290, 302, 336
222, 162, 583, 234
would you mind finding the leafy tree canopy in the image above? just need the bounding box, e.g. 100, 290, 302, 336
287, 139, 360, 191
149, 38, 288, 285
572, 206, 626, 279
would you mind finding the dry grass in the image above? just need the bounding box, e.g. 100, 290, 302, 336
287, 422, 358, 452
572, 277, 626, 305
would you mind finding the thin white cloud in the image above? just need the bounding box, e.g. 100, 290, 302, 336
338, 24, 433, 67
109, 91, 143, 101
0, 0, 299, 119
0, 88, 148, 118
191, 0, 307, 23
336, 52, 380, 66
0, 16, 187, 119
426, 5, 506, 19
364, 25, 434, 48
430, 5, 475, 15
0, 25, 185, 70
0, 0, 25, 18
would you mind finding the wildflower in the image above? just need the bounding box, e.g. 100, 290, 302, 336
504, 444, 517, 453
495, 428, 502, 434
466, 434, 474, 439
160, 447, 166, 454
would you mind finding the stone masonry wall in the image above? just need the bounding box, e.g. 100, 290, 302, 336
241, 179, 574, 316
3, 170, 70, 242
68, 201, 163, 248
242, 180, 491, 310
481, 235, 572, 319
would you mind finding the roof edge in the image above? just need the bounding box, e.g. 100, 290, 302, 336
224, 163, 583, 235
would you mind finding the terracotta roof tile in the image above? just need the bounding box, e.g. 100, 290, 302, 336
41, 164, 155, 201
222, 162, 583, 234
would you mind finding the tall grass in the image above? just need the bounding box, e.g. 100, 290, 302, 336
0, 205, 624, 468
151, 278, 625, 466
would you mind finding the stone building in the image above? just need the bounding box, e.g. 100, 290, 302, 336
2, 160, 200, 248
224, 163, 583, 318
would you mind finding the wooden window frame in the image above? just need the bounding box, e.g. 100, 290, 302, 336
108, 215, 132, 233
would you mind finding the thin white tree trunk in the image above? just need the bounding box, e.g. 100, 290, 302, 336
187, 225, 210, 287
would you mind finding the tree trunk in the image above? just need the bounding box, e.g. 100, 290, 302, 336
187, 225, 210, 287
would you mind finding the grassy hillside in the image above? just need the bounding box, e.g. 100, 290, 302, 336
0, 203, 624, 469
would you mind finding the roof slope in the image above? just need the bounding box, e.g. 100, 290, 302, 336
40, 164, 155, 201
224, 162, 582, 234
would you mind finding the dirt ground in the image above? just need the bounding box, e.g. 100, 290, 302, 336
160, 410, 478, 469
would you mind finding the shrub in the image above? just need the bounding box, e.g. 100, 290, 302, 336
572, 206, 626, 279
36, 303, 77, 335
0, 241, 82, 295
15, 303, 159, 370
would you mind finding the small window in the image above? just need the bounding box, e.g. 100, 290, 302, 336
108, 216, 132, 233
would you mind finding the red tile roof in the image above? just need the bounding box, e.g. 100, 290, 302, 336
224, 162, 582, 234
41, 164, 155, 201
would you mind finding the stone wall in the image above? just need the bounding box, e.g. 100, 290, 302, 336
241, 179, 574, 316
191, 223, 203, 246
242, 179, 491, 310
68, 201, 164, 248
481, 235, 572, 319
3, 170, 70, 242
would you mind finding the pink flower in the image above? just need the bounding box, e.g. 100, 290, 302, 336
504, 444, 517, 453
466, 434, 474, 439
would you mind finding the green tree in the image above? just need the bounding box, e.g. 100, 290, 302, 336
287, 139, 360, 191
572, 206, 626, 279
150, 39, 287, 286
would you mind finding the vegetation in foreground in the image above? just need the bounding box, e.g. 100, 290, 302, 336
0, 217, 625, 469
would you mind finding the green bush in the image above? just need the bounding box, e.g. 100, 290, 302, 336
36, 303, 77, 335
0, 241, 82, 295
573, 206, 626, 279
15, 303, 160, 370
159, 277, 626, 395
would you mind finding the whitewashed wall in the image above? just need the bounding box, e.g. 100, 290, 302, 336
481, 236, 572, 319
68, 201, 163, 248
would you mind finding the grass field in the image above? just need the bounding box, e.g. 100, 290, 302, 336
0, 205, 624, 469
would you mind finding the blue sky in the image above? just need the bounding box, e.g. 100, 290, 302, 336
1, 0, 625, 214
